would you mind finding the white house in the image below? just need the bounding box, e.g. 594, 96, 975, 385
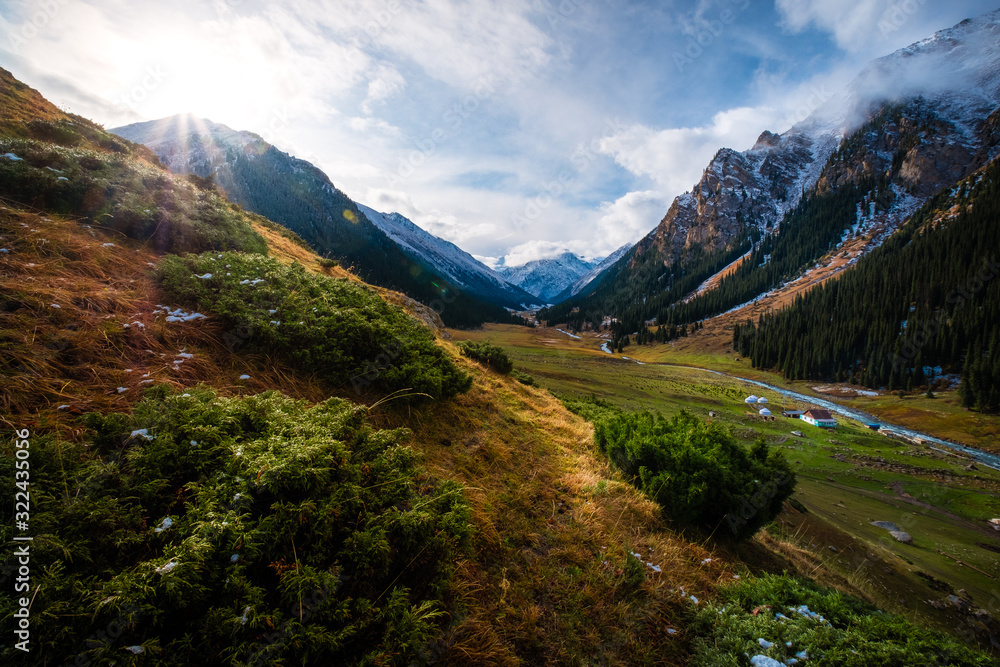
744, 395, 759, 404
802, 409, 837, 429
757, 397, 769, 404
759, 408, 772, 417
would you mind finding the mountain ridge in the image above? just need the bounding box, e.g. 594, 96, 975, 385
495, 251, 600, 303
111, 115, 524, 327
549, 9, 1000, 336
356, 203, 544, 310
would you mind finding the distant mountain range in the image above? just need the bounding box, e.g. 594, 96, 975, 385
495, 252, 601, 303
111, 115, 523, 326
356, 204, 543, 310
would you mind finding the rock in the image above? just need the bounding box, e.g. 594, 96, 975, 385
871, 521, 903, 531
871, 521, 912, 543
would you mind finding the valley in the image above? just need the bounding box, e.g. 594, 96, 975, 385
4, 5, 1000, 665
451, 323, 1000, 645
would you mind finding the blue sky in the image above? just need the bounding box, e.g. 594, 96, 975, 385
1, 0, 997, 266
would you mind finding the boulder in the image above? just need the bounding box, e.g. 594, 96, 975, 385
889, 530, 913, 544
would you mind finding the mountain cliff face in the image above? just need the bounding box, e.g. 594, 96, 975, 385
567, 10, 1000, 323
357, 204, 543, 309
110, 115, 519, 327
638, 127, 839, 268
496, 252, 599, 303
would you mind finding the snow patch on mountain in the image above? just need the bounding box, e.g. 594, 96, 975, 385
557, 243, 633, 301
495, 252, 600, 303
357, 204, 544, 309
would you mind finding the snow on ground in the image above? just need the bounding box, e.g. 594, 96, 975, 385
600, 342, 612, 354
721, 292, 769, 316
154, 305, 207, 322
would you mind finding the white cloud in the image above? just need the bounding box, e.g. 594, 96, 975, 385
774, 0, 997, 57
361, 64, 405, 114
775, 0, 887, 51
597, 106, 781, 195
347, 116, 401, 136
593, 190, 669, 252
499, 240, 585, 267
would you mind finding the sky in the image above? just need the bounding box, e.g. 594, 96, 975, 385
1, 0, 997, 267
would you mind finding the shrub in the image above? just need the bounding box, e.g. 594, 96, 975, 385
457, 340, 514, 374
0, 388, 472, 665
318, 257, 340, 268
158, 252, 472, 400
688, 574, 994, 666
593, 410, 795, 540
511, 369, 537, 386
0, 138, 268, 255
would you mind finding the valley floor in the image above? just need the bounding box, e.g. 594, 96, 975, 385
451, 323, 1000, 652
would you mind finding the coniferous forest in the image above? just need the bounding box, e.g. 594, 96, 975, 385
733, 159, 1000, 410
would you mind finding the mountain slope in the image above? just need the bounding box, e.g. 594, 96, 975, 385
495, 252, 599, 303
4, 65, 997, 667
356, 204, 543, 310
0, 70, 725, 667
111, 115, 520, 327
735, 157, 1000, 401
552, 243, 632, 303
549, 10, 1000, 337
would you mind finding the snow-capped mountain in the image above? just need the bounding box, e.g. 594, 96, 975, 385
552, 243, 632, 302
356, 204, 544, 310
568, 9, 1000, 307
495, 252, 601, 303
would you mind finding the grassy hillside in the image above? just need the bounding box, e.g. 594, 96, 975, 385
2, 68, 996, 665
452, 324, 1000, 659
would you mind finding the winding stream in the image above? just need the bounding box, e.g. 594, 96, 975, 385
648, 361, 1000, 472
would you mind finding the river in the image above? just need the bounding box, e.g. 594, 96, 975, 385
649, 362, 1000, 471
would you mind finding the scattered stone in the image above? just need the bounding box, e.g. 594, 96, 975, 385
871, 521, 913, 543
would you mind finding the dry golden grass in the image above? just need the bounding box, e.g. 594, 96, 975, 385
2, 198, 905, 663
0, 203, 330, 433
371, 351, 746, 665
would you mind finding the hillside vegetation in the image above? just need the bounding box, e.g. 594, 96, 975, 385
2, 67, 997, 665
734, 158, 1000, 408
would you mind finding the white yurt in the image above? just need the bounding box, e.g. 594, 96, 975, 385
759, 408, 772, 417
744, 395, 759, 404
757, 397, 769, 404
